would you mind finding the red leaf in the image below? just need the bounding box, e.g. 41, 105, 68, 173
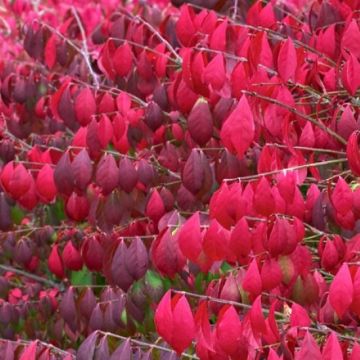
322, 332, 343, 360
268, 348, 282, 360
203, 53, 226, 90
182, 149, 212, 195
82, 236, 104, 271
118, 158, 138, 193
62, 240, 83, 271
146, 189, 166, 223
249, 295, 267, 335
299, 122, 315, 148
0, 161, 14, 194
277, 38, 297, 82
337, 105, 358, 141
71, 148, 93, 191
75, 88, 97, 126
151, 229, 185, 278
66, 192, 89, 221
98, 40, 116, 80
350, 342, 360, 360
113, 42, 133, 77
48, 244, 64, 279
98, 114, 113, 148
175, 5, 196, 47
253, 177, 275, 216
331, 177, 353, 214
220, 274, 241, 303
216, 305, 242, 356
54, 151, 74, 196
296, 331, 322, 360
8, 163, 32, 200
341, 19, 360, 59
35, 164, 56, 203
231, 62, 250, 98
19, 341, 37, 360
229, 217, 252, 259
144, 101, 164, 131
321, 239, 339, 271
203, 219, 230, 261
260, 258, 283, 291
290, 303, 311, 327
342, 53, 360, 96
242, 259, 262, 297
209, 20, 227, 52
95, 154, 120, 195
187, 99, 213, 146
347, 131, 360, 176
329, 263, 353, 318
178, 212, 202, 262
172, 294, 196, 354
220, 95, 255, 158
44, 35, 57, 69
194, 301, 213, 352
154, 290, 174, 346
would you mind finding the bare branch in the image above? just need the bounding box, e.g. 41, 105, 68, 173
242, 90, 347, 145
223, 158, 348, 182
71, 7, 100, 89
0, 264, 64, 290
97, 331, 199, 359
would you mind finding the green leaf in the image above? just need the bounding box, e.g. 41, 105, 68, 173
195, 272, 205, 292
11, 205, 25, 224
71, 267, 92, 286
121, 309, 127, 325
47, 199, 66, 224
145, 270, 163, 289
220, 261, 232, 273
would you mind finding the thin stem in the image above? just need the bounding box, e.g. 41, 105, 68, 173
0, 339, 75, 358
242, 90, 347, 145
223, 158, 348, 182
71, 7, 100, 89
108, 37, 177, 63
301, 326, 359, 343
186, 3, 336, 66
134, 15, 181, 64
0, 264, 63, 290
232, 0, 239, 20
171, 289, 286, 318
97, 331, 199, 359
268, 143, 346, 155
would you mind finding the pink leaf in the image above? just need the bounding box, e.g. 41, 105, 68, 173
113, 42, 133, 77
277, 38, 297, 82
295, 331, 321, 360
329, 263, 353, 318
322, 332, 344, 360
220, 95, 255, 158
178, 212, 202, 262
172, 295, 196, 354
